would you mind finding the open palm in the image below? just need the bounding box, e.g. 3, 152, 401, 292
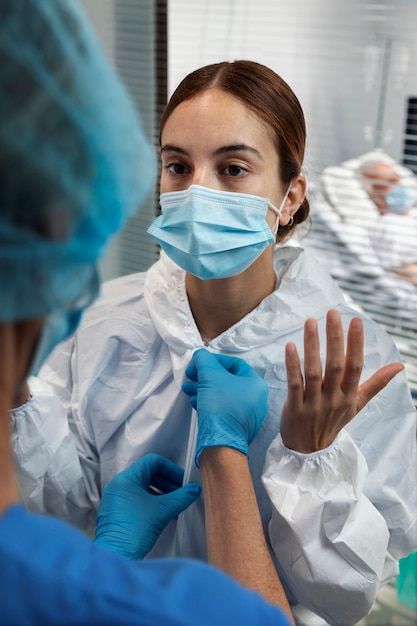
280, 309, 404, 453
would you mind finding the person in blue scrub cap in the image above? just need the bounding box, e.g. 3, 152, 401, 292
0, 1, 295, 624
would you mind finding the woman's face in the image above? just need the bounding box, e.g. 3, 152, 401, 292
160, 87, 291, 231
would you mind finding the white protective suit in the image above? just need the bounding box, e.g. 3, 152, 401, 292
11, 246, 417, 626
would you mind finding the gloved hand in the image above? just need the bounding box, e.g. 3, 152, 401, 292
94, 453, 201, 559
182, 349, 269, 465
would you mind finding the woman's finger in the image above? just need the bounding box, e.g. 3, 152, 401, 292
285, 341, 304, 408
303, 318, 323, 406
356, 362, 404, 412
323, 309, 345, 394
341, 317, 364, 395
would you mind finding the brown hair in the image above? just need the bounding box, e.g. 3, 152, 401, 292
160, 60, 309, 242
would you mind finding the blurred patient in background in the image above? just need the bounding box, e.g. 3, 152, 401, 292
360, 160, 417, 285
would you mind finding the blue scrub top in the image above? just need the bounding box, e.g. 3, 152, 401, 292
0, 504, 289, 626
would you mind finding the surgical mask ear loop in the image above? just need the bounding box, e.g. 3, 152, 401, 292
269, 185, 292, 236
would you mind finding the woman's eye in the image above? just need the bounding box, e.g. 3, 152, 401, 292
223, 165, 246, 177
166, 162, 189, 175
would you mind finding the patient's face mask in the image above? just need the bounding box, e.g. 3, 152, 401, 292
386, 184, 414, 214
147, 184, 290, 280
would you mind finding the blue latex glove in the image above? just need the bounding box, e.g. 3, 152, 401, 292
94, 453, 201, 559
182, 349, 269, 465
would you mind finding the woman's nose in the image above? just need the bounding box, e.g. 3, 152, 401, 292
190, 167, 216, 189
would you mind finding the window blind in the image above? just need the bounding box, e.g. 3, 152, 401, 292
114, 0, 166, 277
78, 0, 166, 279
403, 97, 417, 174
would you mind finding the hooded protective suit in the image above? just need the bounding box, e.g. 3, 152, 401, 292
11, 246, 417, 626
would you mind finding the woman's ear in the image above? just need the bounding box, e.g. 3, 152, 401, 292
280, 175, 307, 225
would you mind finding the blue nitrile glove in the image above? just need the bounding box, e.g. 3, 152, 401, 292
94, 453, 201, 559
182, 349, 269, 465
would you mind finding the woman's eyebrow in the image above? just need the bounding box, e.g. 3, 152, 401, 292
160, 143, 264, 161
214, 144, 264, 161
160, 144, 189, 155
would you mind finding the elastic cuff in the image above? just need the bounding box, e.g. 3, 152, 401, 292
278, 430, 343, 460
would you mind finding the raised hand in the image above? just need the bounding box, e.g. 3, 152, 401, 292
95, 453, 201, 559
182, 349, 269, 464
280, 308, 404, 453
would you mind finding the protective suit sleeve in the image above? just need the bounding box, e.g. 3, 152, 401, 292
0, 504, 290, 626
9, 271, 157, 532
262, 419, 417, 626
10, 339, 100, 531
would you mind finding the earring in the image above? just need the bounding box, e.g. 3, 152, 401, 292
288, 215, 294, 227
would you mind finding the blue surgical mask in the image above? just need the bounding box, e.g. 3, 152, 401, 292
147, 184, 290, 280
386, 184, 414, 214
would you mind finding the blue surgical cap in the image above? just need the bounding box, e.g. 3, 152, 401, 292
0, 0, 156, 322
